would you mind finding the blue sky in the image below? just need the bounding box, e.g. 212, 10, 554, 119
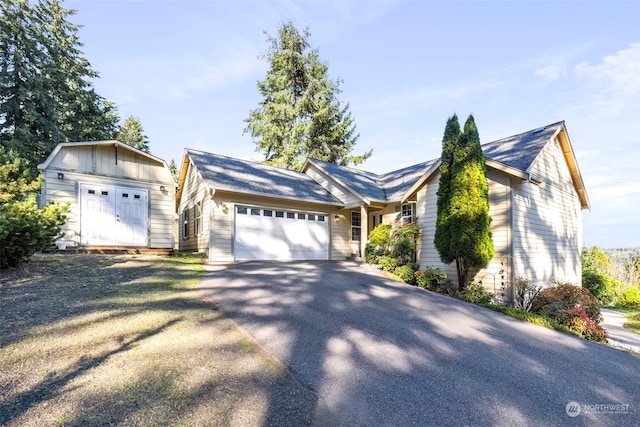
66, 0, 639, 249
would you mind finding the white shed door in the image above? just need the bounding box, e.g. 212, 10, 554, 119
234, 206, 328, 261
80, 184, 148, 246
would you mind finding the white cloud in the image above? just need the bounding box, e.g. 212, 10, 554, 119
534, 63, 569, 81
101, 37, 264, 104
573, 43, 640, 117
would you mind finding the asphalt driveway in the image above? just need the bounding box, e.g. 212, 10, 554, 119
199, 261, 640, 426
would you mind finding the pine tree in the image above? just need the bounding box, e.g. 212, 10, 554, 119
435, 114, 494, 289
245, 21, 370, 170
0, 0, 119, 171
168, 158, 178, 181
117, 116, 150, 153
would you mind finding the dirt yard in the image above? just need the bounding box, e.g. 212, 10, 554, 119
0, 253, 314, 426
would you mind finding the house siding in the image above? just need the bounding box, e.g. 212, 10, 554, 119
41, 145, 175, 249
178, 161, 210, 254
304, 164, 362, 207
416, 169, 512, 291
511, 137, 582, 288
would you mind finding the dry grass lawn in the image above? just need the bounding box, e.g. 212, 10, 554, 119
0, 253, 314, 426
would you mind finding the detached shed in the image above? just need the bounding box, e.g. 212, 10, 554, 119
38, 141, 176, 250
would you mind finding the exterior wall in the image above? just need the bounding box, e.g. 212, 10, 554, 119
511, 137, 582, 288
198, 190, 348, 262
416, 170, 512, 292
178, 161, 210, 254
41, 145, 175, 249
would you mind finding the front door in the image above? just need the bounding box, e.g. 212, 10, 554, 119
80, 183, 148, 246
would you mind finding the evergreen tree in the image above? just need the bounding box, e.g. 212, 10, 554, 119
0, 0, 119, 171
245, 21, 370, 170
168, 158, 178, 181
117, 116, 150, 153
435, 114, 494, 289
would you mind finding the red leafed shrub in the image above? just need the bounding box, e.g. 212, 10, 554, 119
531, 284, 607, 343
555, 307, 608, 343
531, 283, 602, 323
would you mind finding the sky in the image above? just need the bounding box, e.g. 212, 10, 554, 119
65, 0, 640, 249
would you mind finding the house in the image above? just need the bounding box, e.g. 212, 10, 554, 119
177, 121, 589, 292
38, 141, 176, 250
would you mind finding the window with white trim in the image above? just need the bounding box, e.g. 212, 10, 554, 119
401, 203, 415, 224
351, 211, 361, 241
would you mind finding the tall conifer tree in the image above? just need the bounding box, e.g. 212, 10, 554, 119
0, 0, 119, 170
435, 114, 494, 289
245, 21, 370, 170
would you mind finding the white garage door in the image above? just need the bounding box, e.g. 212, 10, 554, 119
234, 206, 329, 261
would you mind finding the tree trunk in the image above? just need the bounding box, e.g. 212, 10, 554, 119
456, 257, 468, 291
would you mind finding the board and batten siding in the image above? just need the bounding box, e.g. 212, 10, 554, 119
41, 144, 175, 249
416, 169, 512, 291
511, 137, 582, 288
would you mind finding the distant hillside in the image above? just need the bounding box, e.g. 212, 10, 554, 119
604, 247, 640, 262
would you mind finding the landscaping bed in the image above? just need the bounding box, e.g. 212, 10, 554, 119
0, 253, 313, 426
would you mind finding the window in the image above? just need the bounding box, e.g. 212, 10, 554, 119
298, 213, 306, 220
401, 203, 415, 224
251, 208, 260, 216
276, 211, 284, 218
287, 212, 295, 219
194, 201, 202, 235
351, 211, 361, 241
308, 214, 316, 221
237, 206, 247, 215
264, 210, 273, 217
318, 215, 325, 222
183, 208, 189, 239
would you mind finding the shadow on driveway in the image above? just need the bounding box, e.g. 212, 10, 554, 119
199, 261, 640, 426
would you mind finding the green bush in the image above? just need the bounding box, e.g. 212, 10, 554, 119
0, 195, 68, 269
459, 282, 494, 304
415, 267, 447, 290
582, 269, 618, 305
368, 223, 392, 247
0, 151, 68, 268
616, 286, 640, 308
389, 223, 420, 265
483, 304, 563, 330
531, 283, 602, 323
366, 224, 392, 263
394, 264, 418, 285
378, 256, 398, 272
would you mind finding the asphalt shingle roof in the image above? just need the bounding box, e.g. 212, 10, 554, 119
186, 149, 343, 206
307, 121, 564, 203
186, 121, 563, 206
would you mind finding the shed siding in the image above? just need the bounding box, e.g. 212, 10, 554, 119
41, 169, 174, 249
49, 145, 171, 182
512, 137, 582, 287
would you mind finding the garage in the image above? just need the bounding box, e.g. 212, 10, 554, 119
234, 205, 329, 260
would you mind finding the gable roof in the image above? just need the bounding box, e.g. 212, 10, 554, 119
38, 140, 170, 171
179, 149, 343, 207
402, 121, 589, 209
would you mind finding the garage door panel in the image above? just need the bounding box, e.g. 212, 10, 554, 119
235, 206, 328, 261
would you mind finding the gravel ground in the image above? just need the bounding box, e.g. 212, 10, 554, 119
0, 253, 315, 427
